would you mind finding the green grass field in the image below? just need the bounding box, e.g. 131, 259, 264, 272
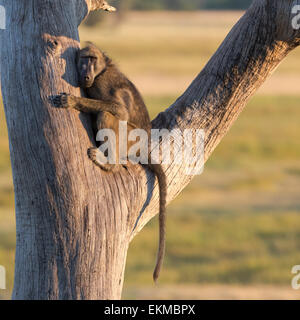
1, 11, 300, 299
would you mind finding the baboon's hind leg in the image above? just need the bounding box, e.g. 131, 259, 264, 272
89, 112, 124, 172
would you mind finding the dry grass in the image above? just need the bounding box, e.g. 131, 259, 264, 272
124, 285, 300, 300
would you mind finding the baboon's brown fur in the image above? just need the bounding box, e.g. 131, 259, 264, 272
53, 43, 167, 282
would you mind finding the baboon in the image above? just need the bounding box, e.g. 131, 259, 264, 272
53, 43, 167, 282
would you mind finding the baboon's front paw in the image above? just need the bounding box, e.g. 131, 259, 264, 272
52, 93, 76, 109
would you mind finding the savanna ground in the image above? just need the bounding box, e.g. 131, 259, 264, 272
1, 11, 300, 300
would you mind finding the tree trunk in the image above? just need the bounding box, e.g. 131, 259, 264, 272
0, 0, 299, 300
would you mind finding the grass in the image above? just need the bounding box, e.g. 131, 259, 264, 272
1, 11, 300, 299
126, 211, 300, 284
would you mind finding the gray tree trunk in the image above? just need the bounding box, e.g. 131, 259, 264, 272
0, 0, 299, 300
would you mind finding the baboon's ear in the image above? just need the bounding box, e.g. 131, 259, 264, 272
103, 52, 112, 65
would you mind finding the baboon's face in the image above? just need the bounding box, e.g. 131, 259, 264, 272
77, 47, 106, 88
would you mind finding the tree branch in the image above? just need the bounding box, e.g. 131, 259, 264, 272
88, 0, 116, 12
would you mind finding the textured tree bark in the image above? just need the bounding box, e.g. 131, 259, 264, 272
0, 0, 299, 300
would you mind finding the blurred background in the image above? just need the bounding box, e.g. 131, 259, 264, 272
1, 0, 300, 299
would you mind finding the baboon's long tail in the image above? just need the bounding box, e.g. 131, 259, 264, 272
149, 163, 167, 283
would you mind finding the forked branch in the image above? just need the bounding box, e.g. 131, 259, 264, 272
88, 0, 116, 12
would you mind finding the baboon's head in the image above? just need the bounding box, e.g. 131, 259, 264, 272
77, 43, 110, 88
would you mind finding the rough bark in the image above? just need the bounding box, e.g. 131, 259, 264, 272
0, 0, 299, 300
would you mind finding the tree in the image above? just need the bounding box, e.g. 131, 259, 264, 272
0, 0, 299, 300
